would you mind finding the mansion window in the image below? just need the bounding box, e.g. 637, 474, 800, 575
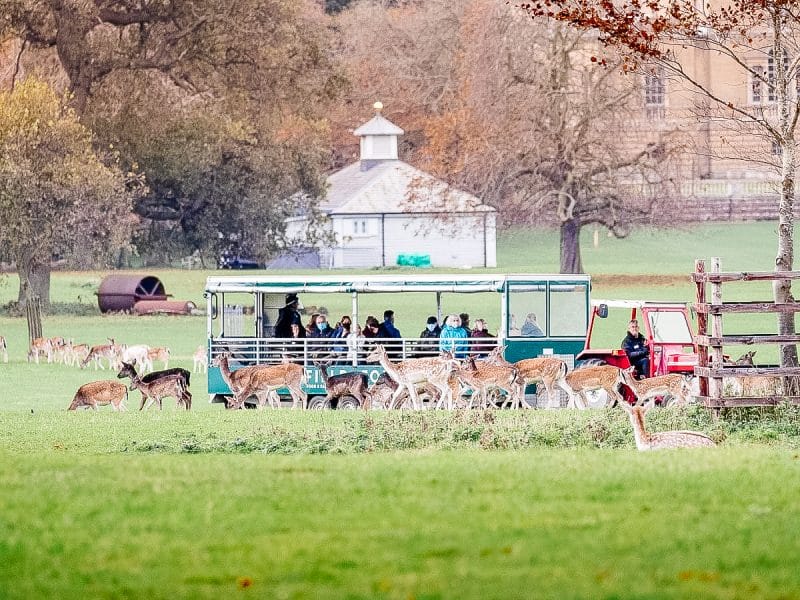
767, 49, 789, 103
750, 66, 765, 104
644, 66, 666, 106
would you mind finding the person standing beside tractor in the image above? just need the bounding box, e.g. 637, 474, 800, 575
622, 319, 650, 379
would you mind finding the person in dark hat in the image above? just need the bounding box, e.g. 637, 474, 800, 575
416, 315, 441, 357
274, 293, 305, 338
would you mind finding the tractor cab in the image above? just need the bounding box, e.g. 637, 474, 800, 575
577, 299, 698, 378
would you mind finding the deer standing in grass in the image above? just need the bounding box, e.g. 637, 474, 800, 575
0, 335, 7, 363
64, 341, 90, 367
618, 402, 716, 450
193, 345, 208, 373
621, 368, 693, 408
147, 347, 170, 370
212, 354, 306, 409
81, 339, 122, 370
118, 361, 191, 410
27, 337, 52, 364
558, 365, 626, 409
365, 345, 455, 410
454, 356, 525, 409
316, 362, 369, 409
513, 357, 568, 409
68, 381, 128, 411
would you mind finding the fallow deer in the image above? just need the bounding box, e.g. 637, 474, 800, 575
147, 346, 170, 370
193, 345, 208, 373
455, 356, 525, 409
121, 345, 152, 372
117, 360, 191, 398
621, 367, 693, 408
27, 337, 52, 364
119, 361, 191, 410
618, 402, 716, 450
365, 373, 441, 410
212, 353, 306, 409
513, 357, 568, 409
0, 335, 7, 363
64, 341, 90, 368
365, 345, 455, 410
68, 381, 128, 411
316, 361, 369, 409
81, 339, 122, 370
558, 365, 626, 409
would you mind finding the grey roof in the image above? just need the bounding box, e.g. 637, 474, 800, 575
265, 248, 321, 269
319, 159, 495, 215
353, 114, 404, 136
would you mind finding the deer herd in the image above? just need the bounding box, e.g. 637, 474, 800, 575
3, 333, 722, 449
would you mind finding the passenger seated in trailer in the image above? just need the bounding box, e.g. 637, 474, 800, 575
362, 316, 380, 338
459, 313, 471, 338
284, 323, 305, 363
332, 317, 352, 363
521, 312, 545, 337
347, 324, 365, 363
621, 319, 650, 379
416, 316, 441, 357
439, 314, 469, 359
305, 313, 320, 337
470, 318, 494, 358
377, 309, 402, 338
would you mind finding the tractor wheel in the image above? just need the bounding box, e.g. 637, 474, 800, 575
307, 396, 331, 410
337, 396, 361, 410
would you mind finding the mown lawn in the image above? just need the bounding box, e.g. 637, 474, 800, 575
2, 445, 800, 599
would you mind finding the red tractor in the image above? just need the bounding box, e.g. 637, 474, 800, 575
574, 300, 699, 406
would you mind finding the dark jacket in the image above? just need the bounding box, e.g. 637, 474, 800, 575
420, 326, 441, 339
622, 332, 649, 362
309, 325, 335, 338
275, 306, 304, 338
470, 327, 493, 356
377, 319, 401, 339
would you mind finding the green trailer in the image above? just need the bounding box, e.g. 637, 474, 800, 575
204, 273, 590, 408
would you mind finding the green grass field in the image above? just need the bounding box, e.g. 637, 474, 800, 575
2, 221, 800, 598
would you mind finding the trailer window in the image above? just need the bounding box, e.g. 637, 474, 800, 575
508, 284, 547, 336
550, 283, 589, 337
218, 292, 257, 338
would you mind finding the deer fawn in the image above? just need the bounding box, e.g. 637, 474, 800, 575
454, 356, 525, 409
213, 354, 306, 409
68, 381, 128, 411
618, 402, 716, 450
558, 365, 625, 409
0, 335, 7, 363
316, 362, 369, 409
621, 368, 693, 408
147, 346, 170, 370
365, 345, 455, 410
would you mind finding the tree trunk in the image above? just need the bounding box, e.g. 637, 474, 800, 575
17, 255, 51, 311
775, 139, 797, 368
559, 217, 584, 274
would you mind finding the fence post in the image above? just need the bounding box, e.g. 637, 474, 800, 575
694, 260, 708, 401
710, 257, 723, 409
26, 294, 42, 345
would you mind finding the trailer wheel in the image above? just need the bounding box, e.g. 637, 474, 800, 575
583, 389, 612, 409
307, 396, 331, 410
337, 396, 361, 410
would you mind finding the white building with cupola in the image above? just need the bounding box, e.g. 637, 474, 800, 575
283, 104, 497, 269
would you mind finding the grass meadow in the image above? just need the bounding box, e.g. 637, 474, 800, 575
2, 221, 800, 598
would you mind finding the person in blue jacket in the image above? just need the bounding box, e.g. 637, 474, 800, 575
439, 314, 469, 359
377, 310, 402, 338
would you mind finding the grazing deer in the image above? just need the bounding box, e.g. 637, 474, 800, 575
0, 335, 7, 363
27, 337, 52, 364
118, 361, 191, 410
81, 339, 122, 370
618, 402, 716, 450
621, 367, 693, 408
68, 381, 128, 411
558, 365, 625, 409
212, 353, 306, 409
147, 346, 170, 370
316, 362, 369, 409
455, 356, 525, 409
193, 345, 208, 373
365, 345, 455, 410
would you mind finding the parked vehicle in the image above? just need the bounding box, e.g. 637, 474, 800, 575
203, 274, 592, 408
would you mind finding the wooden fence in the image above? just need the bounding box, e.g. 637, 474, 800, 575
693, 258, 800, 408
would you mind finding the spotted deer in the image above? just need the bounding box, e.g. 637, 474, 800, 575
64, 341, 90, 367
147, 346, 170, 370
558, 365, 625, 409
120, 361, 191, 410
621, 367, 693, 408
27, 337, 52, 364
0, 335, 7, 363
68, 381, 128, 411
454, 356, 525, 409
81, 339, 122, 370
365, 345, 455, 410
212, 354, 306, 409
618, 402, 716, 450
193, 345, 208, 373
513, 357, 568, 409
316, 361, 369, 409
